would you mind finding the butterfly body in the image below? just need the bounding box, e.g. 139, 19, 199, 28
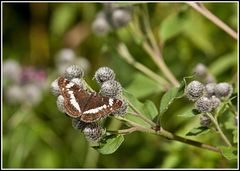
58, 76, 122, 122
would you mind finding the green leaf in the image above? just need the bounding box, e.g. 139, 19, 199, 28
124, 113, 151, 129
126, 73, 163, 98
232, 129, 237, 144
159, 80, 185, 115
186, 126, 209, 136
160, 11, 188, 43
183, 11, 215, 54
123, 90, 158, 121
219, 146, 237, 160
50, 4, 78, 36
143, 100, 158, 120
178, 109, 201, 118
209, 51, 237, 76
94, 135, 124, 155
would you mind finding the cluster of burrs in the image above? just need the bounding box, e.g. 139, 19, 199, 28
51, 65, 128, 142
92, 3, 132, 36
185, 79, 233, 127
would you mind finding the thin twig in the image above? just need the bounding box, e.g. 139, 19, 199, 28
205, 112, 232, 147
157, 128, 220, 153
187, 2, 237, 40
128, 102, 156, 128
117, 43, 170, 89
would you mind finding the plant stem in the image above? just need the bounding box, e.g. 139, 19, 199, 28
127, 101, 156, 128
156, 128, 220, 153
107, 127, 139, 135
143, 42, 180, 87
205, 112, 232, 146
114, 116, 220, 153
117, 43, 170, 89
129, 13, 180, 87
187, 2, 237, 40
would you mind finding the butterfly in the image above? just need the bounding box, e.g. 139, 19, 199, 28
58, 76, 123, 123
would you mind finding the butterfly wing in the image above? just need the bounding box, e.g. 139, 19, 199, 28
58, 77, 91, 118
81, 94, 122, 122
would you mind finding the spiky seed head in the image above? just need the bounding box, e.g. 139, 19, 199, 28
205, 83, 216, 97
215, 82, 233, 99
64, 65, 84, 80
83, 123, 104, 142
200, 114, 211, 127
194, 63, 208, 78
72, 118, 89, 131
195, 96, 213, 113
6, 85, 24, 104
94, 67, 115, 85
71, 78, 86, 90
56, 95, 65, 113
92, 12, 111, 36
100, 80, 122, 97
185, 81, 205, 101
50, 78, 61, 97
111, 8, 132, 28
210, 96, 221, 109
111, 98, 128, 116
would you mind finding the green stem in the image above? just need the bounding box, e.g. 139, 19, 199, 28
205, 112, 232, 146
117, 43, 170, 89
127, 101, 156, 128
156, 128, 220, 153
129, 15, 180, 87
113, 116, 220, 153
187, 2, 237, 40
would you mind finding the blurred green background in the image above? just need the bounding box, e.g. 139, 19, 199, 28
3, 2, 238, 168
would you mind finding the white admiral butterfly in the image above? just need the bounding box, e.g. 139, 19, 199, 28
58, 76, 123, 123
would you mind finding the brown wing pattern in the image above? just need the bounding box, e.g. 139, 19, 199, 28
81, 95, 122, 122
58, 76, 123, 122
58, 76, 91, 118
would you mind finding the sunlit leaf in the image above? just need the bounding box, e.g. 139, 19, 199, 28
186, 126, 209, 136
94, 135, 124, 155
160, 11, 188, 43
209, 51, 237, 76
126, 73, 163, 98
123, 90, 158, 121
159, 80, 185, 115
219, 146, 237, 160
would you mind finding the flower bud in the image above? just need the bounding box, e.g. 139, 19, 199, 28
185, 81, 205, 101
194, 63, 208, 78
92, 12, 111, 36
200, 114, 211, 127
94, 67, 115, 85
195, 97, 212, 113
210, 96, 221, 109
64, 65, 84, 80
100, 80, 122, 97
3, 59, 22, 84
111, 8, 131, 28
71, 78, 86, 90
205, 83, 216, 97
56, 95, 65, 113
72, 118, 89, 131
23, 84, 42, 106
205, 74, 216, 83
83, 123, 104, 142
50, 78, 61, 97
215, 82, 233, 99
111, 98, 128, 116
5, 85, 24, 104
55, 48, 75, 66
